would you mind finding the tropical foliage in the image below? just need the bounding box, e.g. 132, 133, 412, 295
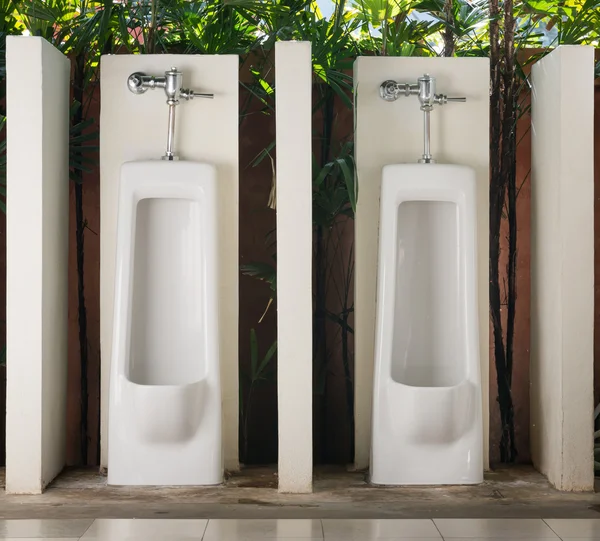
0, 0, 597, 464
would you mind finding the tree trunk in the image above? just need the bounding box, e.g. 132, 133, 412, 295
443, 0, 455, 57
499, 0, 518, 462
488, 0, 518, 463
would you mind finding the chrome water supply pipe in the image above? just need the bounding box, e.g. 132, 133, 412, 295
127, 67, 213, 160
379, 74, 465, 163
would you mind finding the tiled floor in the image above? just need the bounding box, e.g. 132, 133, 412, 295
2, 519, 600, 540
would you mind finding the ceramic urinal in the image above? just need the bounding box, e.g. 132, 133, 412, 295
108, 160, 222, 486
371, 75, 483, 486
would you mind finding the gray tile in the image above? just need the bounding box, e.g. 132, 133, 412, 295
0, 520, 93, 539
544, 519, 600, 538
433, 519, 558, 538
203, 520, 323, 540
442, 538, 562, 541
326, 538, 442, 541
80, 519, 207, 540
322, 520, 441, 539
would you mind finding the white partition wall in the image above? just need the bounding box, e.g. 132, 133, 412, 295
530, 45, 595, 491
353, 57, 490, 471
5, 36, 70, 494
275, 41, 313, 493
100, 55, 239, 471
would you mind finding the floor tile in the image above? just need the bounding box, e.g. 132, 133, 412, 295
433, 519, 558, 538
326, 538, 442, 541
203, 519, 323, 540
322, 519, 440, 539
0, 520, 93, 538
442, 539, 562, 541
80, 519, 208, 540
0, 539, 80, 541
544, 519, 600, 538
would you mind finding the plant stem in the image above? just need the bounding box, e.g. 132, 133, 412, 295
443, 0, 455, 57
488, 0, 517, 463
501, 0, 518, 461
148, 0, 158, 54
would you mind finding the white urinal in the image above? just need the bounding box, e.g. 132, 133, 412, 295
371, 163, 483, 486
108, 160, 222, 486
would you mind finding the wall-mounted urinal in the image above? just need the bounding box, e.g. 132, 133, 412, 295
108, 68, 222, 486
371, 75, 483, 485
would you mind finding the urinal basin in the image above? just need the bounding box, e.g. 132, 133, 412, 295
383, 380, 477, 444
120, 377, 206, 443
371, 163, 482, 486
108, 160, 222, 486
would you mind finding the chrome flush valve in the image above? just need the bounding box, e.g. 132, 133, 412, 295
379, 74, 465, 163
127, 67, 213, 160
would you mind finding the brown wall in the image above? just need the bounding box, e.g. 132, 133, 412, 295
238, 87, 278, 464
0, 56, 598, 467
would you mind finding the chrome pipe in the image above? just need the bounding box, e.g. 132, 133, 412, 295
420, 109, 433, 164
163, 102, 177, 161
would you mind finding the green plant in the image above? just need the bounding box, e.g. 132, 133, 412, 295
240, 329, 277, 463
241, 258, 276, 322
0, 0, 596, 467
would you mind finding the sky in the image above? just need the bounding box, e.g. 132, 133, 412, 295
317, 0, 336, 17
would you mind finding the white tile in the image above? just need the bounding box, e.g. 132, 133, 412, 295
0, 520, 93, 538
203, 520, 323, 540
80, 519, 207, 540
0, 539, 80, 541
443, 539, 562, 541
544, 519, 600, 538
322, 519, 440, 539
433, 519, 558, 538
327, 539, 442, 541
325, 536, 442, 541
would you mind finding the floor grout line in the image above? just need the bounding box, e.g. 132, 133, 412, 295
431, 518, 444, 540
200, 517, 209, 541
542, 517, 565, 541
78, 517, 96, 540
319, 518, 325, 540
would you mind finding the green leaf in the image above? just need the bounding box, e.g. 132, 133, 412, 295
241, 262, 276, 291
255, 340, 277, 379
338, 156, 356, 214
250, 328, 258, 380
251, 140, 276, 168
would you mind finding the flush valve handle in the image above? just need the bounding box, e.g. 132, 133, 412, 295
436, 95, 467, 105
179, 89, 214, 100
